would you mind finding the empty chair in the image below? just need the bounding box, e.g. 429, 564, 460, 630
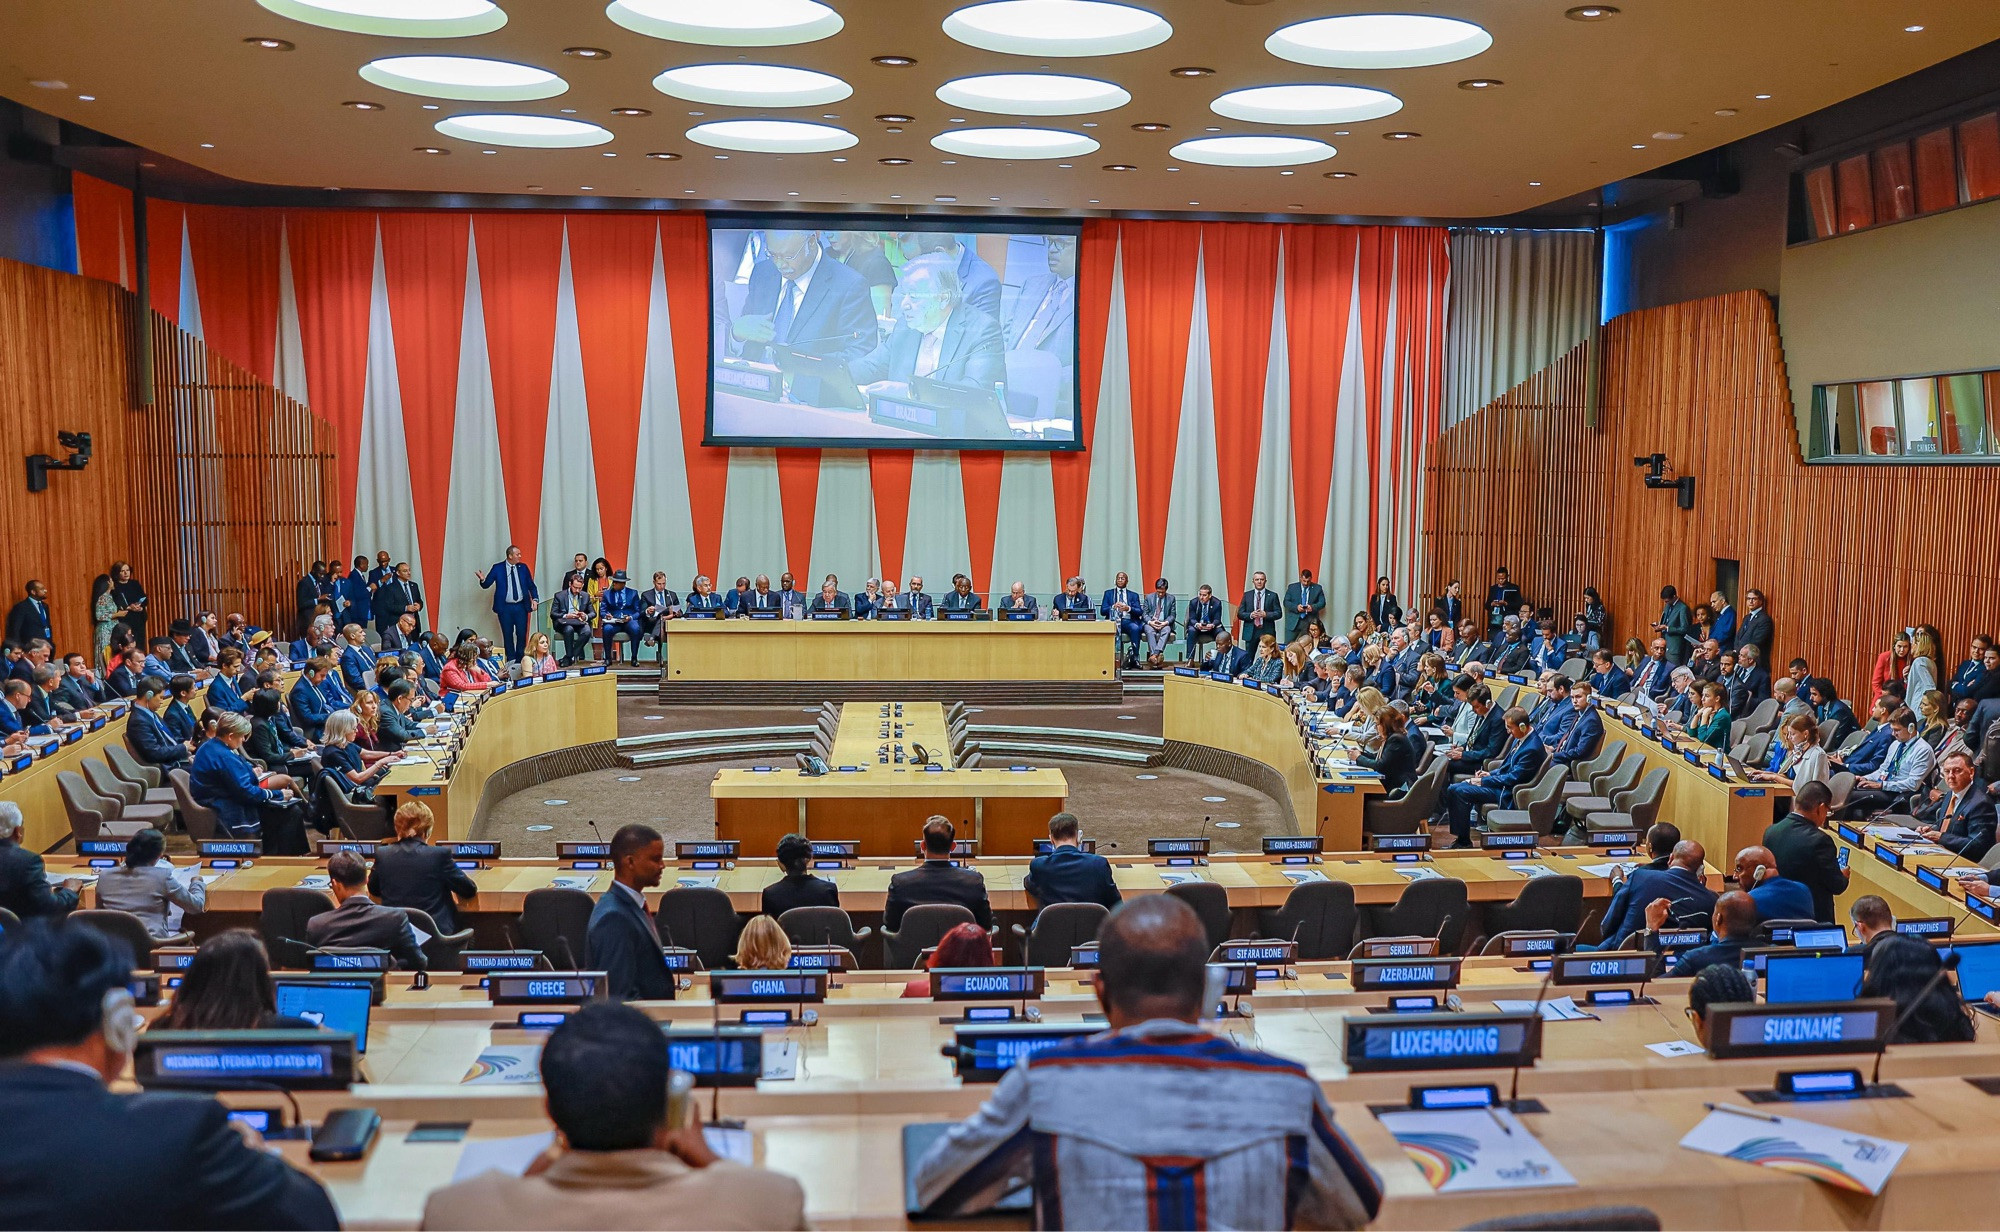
1481, 765, 1569, 836
1560, 756, 1644, 819
1012, 902, 1109, 967
1363, 761, 1445, 836
107, 742, 163, 790
519, 887, 596, 969
1482, 875, 1584, 936
402, 905, 475, 970
70, 908, 189, 965
1557, 657, 1588, 681
1827, 770, 1856, 812
1817, 718, 1840, 748
258, 886, 336, 970
1364, 878, 1469, 954
1727, 717, 1749, 748
1493, 685, 1520, 712
1164, 881, 1233, 950
58, 772, 152, 842
958, 751, 984, 769
1739, 730, 1773, 767
1564, 741, 1625, 798
1478, 930, 1571, 957
94, 753, 177, 808
1742, 697, 1780, 734
654, 887, 742, 971
884, 903, 977, 969
166, 769, 221, 843
945, 701, 967, 725
777, 906, 873, 967
1256, 879, 1358, 961
1572, 767, 1670, 842
319, 777, 393, 841
1833, 728, 1868, 756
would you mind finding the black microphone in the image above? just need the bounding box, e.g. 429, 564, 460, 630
555, 934, 579, 971
1507, 967, 1556, 1110
1198, 815, 1211, 862
1870, 949, 1959, 1088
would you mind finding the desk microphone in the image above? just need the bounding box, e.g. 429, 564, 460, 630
1869, 949, 1958, 1088
1506, 967, 1556, 1111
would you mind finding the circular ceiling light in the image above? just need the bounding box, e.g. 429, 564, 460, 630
255, 0, 506, 37
1210, 83, 1401, 125
434, 113, 614, 147
1169, 65, 1214, 77
360, 56, 567, 101
942, 1, 1172, 58
605, 0, 843, 46
653, 64, 851, 107
564, 46, 612, 59
1267, 13, 1491, 69
1565, 5, 1619, 19
645, 150, 682, 159
342, 99, 386, 110
244, 36, 295, 49
931, 127, 1100, 159
686, 119, 856, 153
1169, 134, 1335, 167
1324, 170, 1358, 178
936, 73, 1130, 116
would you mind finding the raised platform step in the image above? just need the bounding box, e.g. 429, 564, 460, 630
623, 740, 810, 768
971, 739, 1152, 766
967, 724, 1163, 751
616, 724, 816, 751
658, 680, 1124, 706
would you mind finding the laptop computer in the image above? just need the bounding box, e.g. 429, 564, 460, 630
902, 1121, 1031, 1220
272, 981, 374, 1053
772, 347, 866, 409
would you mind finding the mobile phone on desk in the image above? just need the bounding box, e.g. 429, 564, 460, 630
308, 1108, 381, 1162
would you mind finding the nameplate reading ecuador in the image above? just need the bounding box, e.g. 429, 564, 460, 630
1343, 1012, 1541, 1073
930, 967, 1046, 1001
1702, 999, 1896, 1060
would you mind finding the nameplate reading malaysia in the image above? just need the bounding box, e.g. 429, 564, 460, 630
930, 967, 1046, 1001
950, 1023, 1098, 1083
709, 971, 829, 1004
1549, 951, 1658, 986
1352, 957, 1464, 992
76, 839, 129, 856
1344, 1013, 1542, 1073
1702, 999, 1896, 1060
134, 1030, 355, 1091
666, 1026, 764, 1088
488, 972, 610, 1006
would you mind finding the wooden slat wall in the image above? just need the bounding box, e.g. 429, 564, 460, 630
1426, 289, 2000, 702
0, 256, 334, 656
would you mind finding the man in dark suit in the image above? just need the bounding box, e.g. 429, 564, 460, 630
288, 658, 337, 740
897, 231, 1002, 317
1735, 588, 1774, 661
1366, 577, 1401, 630
126, 679, 192, 773
4, 579, 52, 649
1183, 584, 1224, 663
741, 575, 783, 616
294, 564, 326, 638
1725, 644, 1772, 716
732, 229, 879, 406
372, 562, 424, 639
885, 817, 992, 930
51, 654, 107, 715
1100, 572, 1143, 666
0, 920, 339, 1229
1653, 585, 1693, 664
598, 571, 644, 664
998, 582, 1038, 619
476, 545, 540, 664
760, 832, 841, 920
1588, 649, 1633, 699
1629, 638, 1673, 700
1285, 569, 1327, 643
306, 851, 428, 970
1437, 707, 1545, 846
381, 611, 419, 653
370, 817, 480, 935
1662, 891, 1760, 977
1484, 567, 1521, 637
587, 824, 672, 1000
1440, 685, 1507, 779
0, 803, 79, 918
1915, 750, 1996, 862
1547, 683, 1604, 767
848, 254, 1005, 392
1581, 838, 1717, 950
1023, 813, 1120, 909
809, 577, 851, 617
1237, 571, 1281, 641
1763, 780, 1850, 923
1202, 631, 1251, 678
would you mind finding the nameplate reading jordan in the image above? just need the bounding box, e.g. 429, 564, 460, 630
134, 1030, 355, 1091
1352, 957, 1464, 992
1550, 951, 1658, 986
1343, 1013, 1541, 1073
1703, 999, 1896, 1059
710, 971, 829, 1004
488, 972, 609, 1005
676, 840, 740, 861
930, 967, 1046, 1001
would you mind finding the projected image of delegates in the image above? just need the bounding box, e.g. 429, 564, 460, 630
850, 253, 1004, 401
720, 228, 878, 405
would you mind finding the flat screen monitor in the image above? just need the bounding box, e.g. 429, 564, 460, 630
272, 982, 374, 1053
706, 219, 1082, 450
1762, 953, 1865, 1005
1956, 940, 2000, 1001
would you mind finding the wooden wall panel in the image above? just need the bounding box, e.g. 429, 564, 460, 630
0, 256, 334, 658
1427, 289, 2000, 703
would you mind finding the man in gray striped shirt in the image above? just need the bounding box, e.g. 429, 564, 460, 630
913, 895, 1382, 1228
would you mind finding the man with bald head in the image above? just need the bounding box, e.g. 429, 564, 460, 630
914, 896, 1382, 1228
1581, 838, 1717, 951
1655, 890, 1761, 977
848, 253, 1005, 391
731, 228, 877, 405
1733, 843, 1815, 922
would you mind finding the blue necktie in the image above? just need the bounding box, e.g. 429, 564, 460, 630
772, 280, 800, 343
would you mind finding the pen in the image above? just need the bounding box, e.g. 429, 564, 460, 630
1704, 1101, 1783, 1124
1486, 1105, 1514, 1136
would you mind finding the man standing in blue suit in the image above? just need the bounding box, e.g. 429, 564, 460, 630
1437, 707, 1545, 846
1100, 572, 1143, 668
1285, 569, 1326, 643
476, 545, 539, 665
731, 230, 878, 407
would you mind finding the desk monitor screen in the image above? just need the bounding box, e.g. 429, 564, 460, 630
1705, 1000, 1896, 1059
1956, 940, 2000, 1001
272, 982, 374, 1054
488, 973, 609, 1005
1790, 926, 1849, 950
706, 220, 1082, 451
710, 971, 829, 1004
134, 1030, 355, 1090
931, 967, 1045, 1001
1344, 1013, 1541, 1073
1351, 958, 1463, 992
1763, 953, 1865, 1005
1551, 951, 1658, 986
666, 1027, 764, 1088
950, 1024, 1097, 1083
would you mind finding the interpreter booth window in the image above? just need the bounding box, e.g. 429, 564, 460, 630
1815, 368, 2000, 461
1793, 107, 2000, 243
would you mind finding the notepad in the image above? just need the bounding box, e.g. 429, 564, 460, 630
1377, 1107, 1577, 1193
1493, 996, 1595, 1022
296, 874, 330, 890
547, 875, 597, 891
1280, 869, 1330, 884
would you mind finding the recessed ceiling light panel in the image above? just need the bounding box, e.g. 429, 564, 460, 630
653, 64, 851, 107
936, 73, 1130, 116
1170, 135, 1335, 167
931, 127, 1101, 159
360, 56, 567, 101
434, 113, 614, 147
942, 1, 1172, 58
686, 119, 857, 153
255, 0, 506, 37
605, 0, 843, 46
1267, 13, 1491, 69
1210, 84, 1401, 125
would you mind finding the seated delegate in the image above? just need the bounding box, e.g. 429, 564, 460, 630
885, 817, 992, 930
760, 832, 840, 918
152, 930, 319, 1031
91, 828, 205, 939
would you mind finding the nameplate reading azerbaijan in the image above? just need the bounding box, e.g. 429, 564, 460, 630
1342, 1013, 1540, 1072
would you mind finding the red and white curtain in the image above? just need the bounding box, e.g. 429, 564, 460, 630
74, 175, 1448, 640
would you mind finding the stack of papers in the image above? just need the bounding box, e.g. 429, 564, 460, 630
1866, 825, 1925, 843
1582, 862, 1637, 879
1493, 996, 1596, 1022
1376, 1107, 1576, 1193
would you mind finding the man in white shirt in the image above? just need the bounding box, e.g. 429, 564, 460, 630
849, 255, 1005, 391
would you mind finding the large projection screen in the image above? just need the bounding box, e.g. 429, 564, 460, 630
706, 218, 1082, 450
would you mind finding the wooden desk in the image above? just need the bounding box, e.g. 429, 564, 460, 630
1596, 708, 1788, 862
1832, 821, 2000, 937
373, 671, 617, 842
665, 619, 1114, 684
712, 755, 1068, 858
825, 701, 954, 769
1162, 673, 1381, 846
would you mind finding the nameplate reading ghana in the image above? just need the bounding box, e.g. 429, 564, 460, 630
488, 973, 608, 1005
710, 971, 829, 1003
931, 967, 1046, 1001
1343, 1013, 1540, 1073
1352, 958, 1463, 991
1551, 951, 1657, 986
1705, 1000, 1894, 1059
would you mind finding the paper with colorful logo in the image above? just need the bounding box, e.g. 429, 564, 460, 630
1679, 1106, 1906, 1195
1376, 1108, 1576, 1193
459, 1045, 542, 1085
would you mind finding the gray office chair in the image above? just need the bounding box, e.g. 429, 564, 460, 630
777, 906, 873, 967
655, 888, 742, 971
1571, 767, 1670, 843
72, 908, 191, 966
1560, 756, 1644, 818
98, 749, 178, 807
884, 903, 978, 969
518, 888, 595, 969
1363, 761, 1445, 836
167, 770, 221, 843
1563, 741, 1625, 797
1164, 881, 1233, 950
319, 778, 393, 841
1256, 879, 1358, 960
1827, 770, 1856, 812
57, 772, 152, 842
1012, 903, 1109, 967
258, 887, 337, 970
1481, 764, 1569, 836
1743, 698, 1780, 733
402, 905, 475, 970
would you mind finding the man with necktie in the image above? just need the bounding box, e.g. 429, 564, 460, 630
476, 545, 540, 664
1915, 751, 1996, 861
551, 576, 595, 666
1202, 631, 1251, 678
1237, 572, 1280, 641
744, 575, 782, 616
1630, 638, 1672, 700
1053, 578, 1093, 618
904, 576, 935, 620
1184, 584, 1223, 663
1285, 570, 1326, 643
1099, 572, 1142, 667
5, 580, 52, 649
1001, 583, 1038, 620
1140, 579, 1176, 669
777, 572, 809, 619
372, 562, 425, 640
598, 572, 643, 664
1435, 579, 1465, 630
731, 230, 877, 407
639, 573, 679, 662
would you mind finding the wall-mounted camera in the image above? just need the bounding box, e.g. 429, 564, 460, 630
1632, 452, 1695, 510
26, 430, 92, 493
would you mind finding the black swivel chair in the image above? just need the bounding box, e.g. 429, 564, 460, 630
655, 887, 743, 971
1363, 878, 1469, 954
1481, 875, 1584, 938
1256, 879, 1358, 960
1012, 903, 1109, 967
401, 906, 475, 970
518, 887, 596, 969
258, 887, 337, 970
777, 906, 873, 968
1164, 881, 1233, 950
884, 903, 978, 969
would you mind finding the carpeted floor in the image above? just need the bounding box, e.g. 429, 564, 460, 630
476, 693, 1289, 855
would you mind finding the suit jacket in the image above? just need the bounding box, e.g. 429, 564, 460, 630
809, 591, 852, 616
1141, 592, 1176, 632
942, 589, 983, 612
1008, 270, 1075, 355
760, 872, 841, 920
1023, 845, 1122, 909
884, 859, 992, 930
1629, 655, 1672, 699
371, 579, 423, 632
0, 1066, 338, 1231
1737, 608, 1774, 658
1548, 707, 1603, 765
479, 561, 539, 613
1481, 732, 1548, 805
588, 884, 673, 1001
1599, 864, 1718, 945
336, 644, 374, 694
848, 305, 1006, 389
50, 676, 101, 716
127, 706, 190, 770
1185, 596, 1223, 635
1204, 645, 1252, 677
1284, 582, 1326, 639
204, 675, 248, 714
1762, 814, 1850, 923
187, 628, 219, 667
188, 738, 286, 839
1726, 665, 1772, 716
551, 589, 595, 630
1658, 600, 1693, 661
1368, 593, 1402, 628
288, 676, 333, 739
1591, 666, 1633, 698
737, 252, 878, 403
1459, 707, 1509, 766
1359, 733, 1419, 796
94, 862, 207, 937
1099, 587, 1142, 624
999, 594, 1038, 617
1435, 595, 1465, 627
1052, 591, 1093, 616
305, 894, 428, 970
369, 837, 478, 934
1710, 604, 1738, 650
1237, 587, 1282, 634
21, 688, 56, 726
1920, 781, 1998, 863
420, 1148, 805, 1232
5, 597, 52, 646
0, 839, 78, 919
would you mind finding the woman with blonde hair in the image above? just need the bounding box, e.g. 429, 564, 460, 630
1347, 685, 1389, 753
366, 799, 480, 932
319, 709, 397, 805
729, 915, 793, 971
520, 631, 560, 679
1907, 626, 1941, 700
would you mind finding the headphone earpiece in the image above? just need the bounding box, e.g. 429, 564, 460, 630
101, 986, 140, 1056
